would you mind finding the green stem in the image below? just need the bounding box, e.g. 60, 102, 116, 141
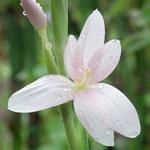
50, 0, 80, 149
38, 26, 79, 150
38, 27, 58, 74
81, 128, 89, 150
51, 0, 68, 74
78, 122, 89, 150
59, 104, 79, 150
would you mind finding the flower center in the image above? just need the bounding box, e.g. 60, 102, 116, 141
72, 67, 92, 91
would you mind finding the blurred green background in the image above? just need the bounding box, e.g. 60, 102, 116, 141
0, 0, 150, 150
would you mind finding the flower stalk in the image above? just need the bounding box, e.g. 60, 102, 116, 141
77, 122, 89, 150
40, 27, 79, 150
50, 0, 80, 149
51, 0, 68, 74
38, 27, 58, 74
39, 26, 79, 150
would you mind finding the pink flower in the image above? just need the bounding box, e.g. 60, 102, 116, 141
21, 0, 47, 28
8, 9, 140, 146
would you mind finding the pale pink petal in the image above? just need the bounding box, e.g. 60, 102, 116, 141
92, 83, 141, 138
74, 89, 114, 146
88, 40, 121, 83
78, 9, 105, 65
21, 0, 47, 28
64, 35, 84, 80
8, 75, 74, 113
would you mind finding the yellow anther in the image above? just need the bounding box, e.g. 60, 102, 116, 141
84, 68, 92, 78
73, 80, 87, 91
72, 68, 92, 91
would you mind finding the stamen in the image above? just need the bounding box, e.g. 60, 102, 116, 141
72, 67, 92, 91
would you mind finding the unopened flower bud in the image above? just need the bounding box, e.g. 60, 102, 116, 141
21, 0, 47, 29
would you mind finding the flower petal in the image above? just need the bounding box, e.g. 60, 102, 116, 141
64, 35, 84, 80
21, 0, 47, 28
92, 83, 141, 138
8, 75, 74, 113
88, 40, 121, 83
74, 89, 114, 146
78, 9, 105, 65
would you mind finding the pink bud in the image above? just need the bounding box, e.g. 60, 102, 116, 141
21, 0, 47, 29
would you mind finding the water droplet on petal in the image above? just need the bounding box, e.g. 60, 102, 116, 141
37, 3, 40, 7
115, 99, 119, 104
125, 104, 130, 109
79, 65, 85, 73
98, 84, 104, 89
118, 93, 122, 100
116, 120, 121, 126
81, 34, 85, 38
23, 11, 27, 16
56, 95, 61, 100
108, 55, 113, 60
62, 87, 70, 92
118, 93, 121, 96
88, 119, 95, 129
105, 129, 111, 135
95, 30, 100, 36
36, 3, 42, 10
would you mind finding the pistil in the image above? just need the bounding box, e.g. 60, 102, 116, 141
73, 67, 92, 91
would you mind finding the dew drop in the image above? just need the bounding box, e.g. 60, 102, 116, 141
118, 93, 122, 98
115, 99, 119, 104
56, 95, 61, 100
116, 120, 121, 126
89, 120, 94, 127
95, 30, 100, 36
125, 104, 130, 109
79, 65, 85, 73
37, 3, 40, 7
23, 11, 27, 16
63, 88, 69, 92
36, 3, 42, 10
98, 84, 104, 89
105, 130, 111, 135
118, 93, 121, 96
81, 34, 85, 38
45, 42, 52, 49
108, 55, 113, 59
